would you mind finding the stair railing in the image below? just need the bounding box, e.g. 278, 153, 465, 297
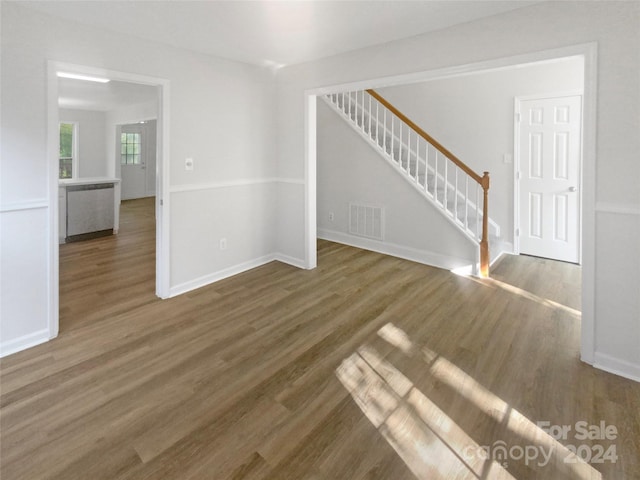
327, 89, 491, 277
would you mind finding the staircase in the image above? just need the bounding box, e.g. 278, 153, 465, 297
323, 89, 500, 277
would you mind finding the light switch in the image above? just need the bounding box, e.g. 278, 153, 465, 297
185, 157, 194, 171
503, 153, 512, 164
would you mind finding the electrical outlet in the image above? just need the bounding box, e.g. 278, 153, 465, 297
329, 212, 334, 221
219, 238, 227, 250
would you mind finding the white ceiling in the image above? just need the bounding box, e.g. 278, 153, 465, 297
21, 0, 537, 68
58, 77, 158, 111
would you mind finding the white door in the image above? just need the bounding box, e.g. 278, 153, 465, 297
120, 122, 156, 200
517, 95, 582, 263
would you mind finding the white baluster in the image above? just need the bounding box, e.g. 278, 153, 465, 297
454, 166, 458, 223
416, 134, 420, 184
405, 129, 409, 174
409, 131, 414, 178
399, 123, 403, 168
444, 158, 448, 211
361, 91, 365, 130
376, 101, 379, 145
434, 151, 438, 204
476, 183, 480, 240
390, 116, 394, 159
415, 136, 419, 184
425, 145, 430, 195
368, 94, 372, 138
407, 130, 412, 177
376, 106, 380, 145
465, 176, 469, 232
383, 109, 387, 151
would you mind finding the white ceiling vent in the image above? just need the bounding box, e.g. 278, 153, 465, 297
349, 203, 383, 241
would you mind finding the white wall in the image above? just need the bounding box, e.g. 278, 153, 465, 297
275, 2, 640, 381
316, 99, 476, 269
375, 57, 584, 248
0, 3, 278, 355
59, 108, 108, 178
0, 208, 50, 352
170, 182, 277, 291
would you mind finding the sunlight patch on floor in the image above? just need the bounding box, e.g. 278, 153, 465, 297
452, 272, 581, 318
335, 322, 601, 479
336, 345, 515, 479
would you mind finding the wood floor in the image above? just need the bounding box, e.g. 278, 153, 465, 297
1, 198, 639, 479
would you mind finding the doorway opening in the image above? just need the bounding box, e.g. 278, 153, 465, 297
305, 43, 597, 364
48, 62, 170, 338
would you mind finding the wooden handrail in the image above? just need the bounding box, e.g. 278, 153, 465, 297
365, 88, 491, 277
366, 89, 483, 184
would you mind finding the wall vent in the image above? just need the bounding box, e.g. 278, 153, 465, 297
349, 203, 384, 240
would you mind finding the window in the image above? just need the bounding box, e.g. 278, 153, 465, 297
121, 132, 141, 165
59, 122, 76, 179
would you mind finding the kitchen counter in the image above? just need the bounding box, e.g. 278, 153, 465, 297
59, 177, 121, 186
59, 178, 121, 243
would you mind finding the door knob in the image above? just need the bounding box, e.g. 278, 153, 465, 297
569, 186, 577, 192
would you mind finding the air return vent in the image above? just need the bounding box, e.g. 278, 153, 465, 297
349, 203, 383, 240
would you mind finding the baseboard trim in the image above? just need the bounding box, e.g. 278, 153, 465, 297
168, 252, 309, 297
169, 254, 279, 297
0, 329, 51, 358
593, 352, 640, 383
490, 242, 514, 266
273, 253, 309, 269
318, 228, 473, 271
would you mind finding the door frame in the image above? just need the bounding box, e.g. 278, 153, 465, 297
305, 42, 597, 365
513, 90, 584, 263
47, 61, 171, 339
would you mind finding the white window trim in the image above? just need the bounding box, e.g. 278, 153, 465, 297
59, 121, 79, 179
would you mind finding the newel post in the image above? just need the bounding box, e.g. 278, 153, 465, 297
480, 171, 490, 278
